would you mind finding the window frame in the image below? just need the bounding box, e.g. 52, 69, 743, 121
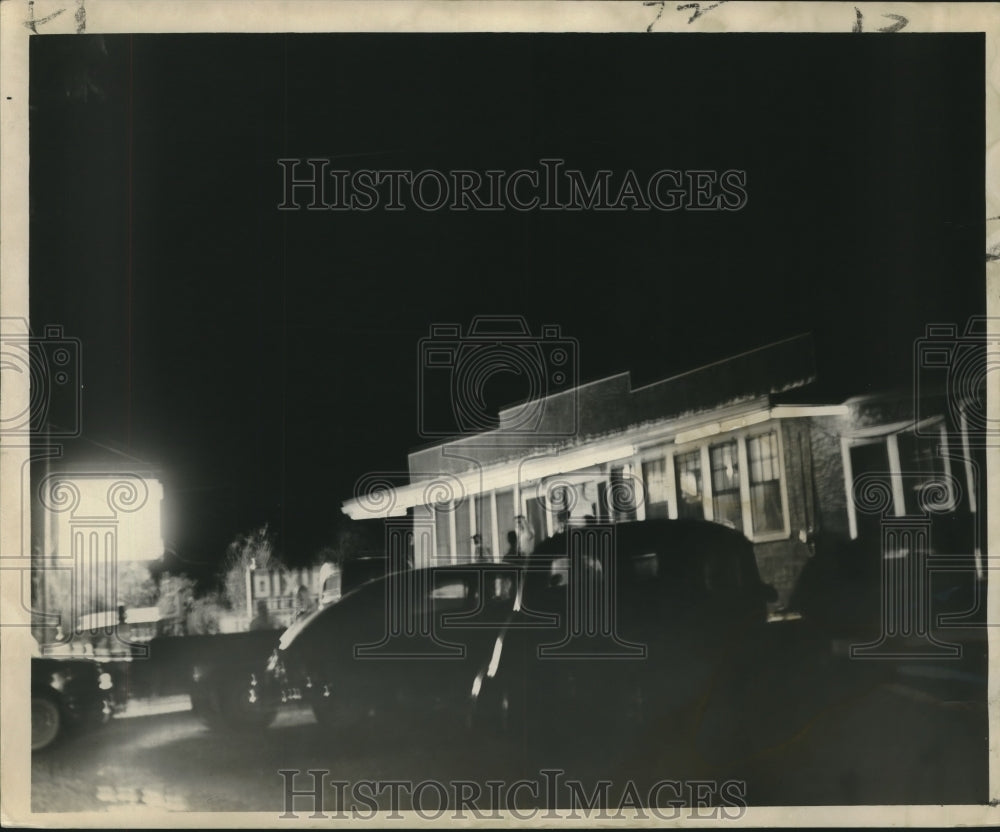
896, 425, 957, 516
673, 446, 707, 521
640, 455, 673, 520
745, 430, 786, 536
638, 421, 791, 543
708, 438, 744, 533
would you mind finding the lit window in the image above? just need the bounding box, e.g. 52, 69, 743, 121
747, 432, 783, 533
642, 458, 670, 520
674, 450, 705, 521
710, 441, 743, 531
609, 466, 638, 521
431, 580, 469, 600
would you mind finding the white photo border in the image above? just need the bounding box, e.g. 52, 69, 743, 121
1, 0, 997, 827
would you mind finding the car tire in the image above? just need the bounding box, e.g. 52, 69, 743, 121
196, 675, 277, 732
225, 677, 278, 730
31, 694, 62, 752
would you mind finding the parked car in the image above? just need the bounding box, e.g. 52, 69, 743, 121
263, 562, 528, 734
201, 520, 775, 744
190, 556, 408, 732
31, 655, 115, 751
467, 519, 777, 749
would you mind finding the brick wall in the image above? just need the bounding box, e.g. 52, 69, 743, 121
751, 420, 820, 607
808, 415, 851, 539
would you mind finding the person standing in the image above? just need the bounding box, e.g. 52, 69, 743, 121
553, 509, 571, 536
503, 530, 520, 562
249, 599, 274, 630
293, 585, 315, 621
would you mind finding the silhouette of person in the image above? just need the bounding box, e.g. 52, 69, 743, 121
553, 509, 571, 536
249, 599, 273, 630
293, 585, 315, 620
503, 530, 520, 562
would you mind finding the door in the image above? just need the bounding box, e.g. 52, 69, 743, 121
849, 440, 893, 550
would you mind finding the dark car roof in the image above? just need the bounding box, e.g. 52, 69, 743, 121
281, 521, 768, 650
340, 555, 395, 588
534, 518, 751, 555
532, 518, 767, 588
332, 520, 759, 600
279, 561, 519, 649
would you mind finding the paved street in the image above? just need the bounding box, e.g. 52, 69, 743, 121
31, 633, 989, 815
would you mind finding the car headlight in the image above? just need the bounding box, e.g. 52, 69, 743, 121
98, 672, 113, 691
265, 650, 280, 673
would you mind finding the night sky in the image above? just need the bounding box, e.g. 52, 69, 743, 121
29, 33, 984, 581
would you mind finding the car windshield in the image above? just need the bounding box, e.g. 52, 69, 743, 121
280, 564, 538, 649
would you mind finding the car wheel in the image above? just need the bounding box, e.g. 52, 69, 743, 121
198, 675, 277, 731
31, 695, 62, 752
224, 676, 277, 730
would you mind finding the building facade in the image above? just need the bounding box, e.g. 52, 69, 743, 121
342, 335, 984, 608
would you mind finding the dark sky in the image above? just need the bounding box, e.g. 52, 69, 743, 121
29, 33, 984, 579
